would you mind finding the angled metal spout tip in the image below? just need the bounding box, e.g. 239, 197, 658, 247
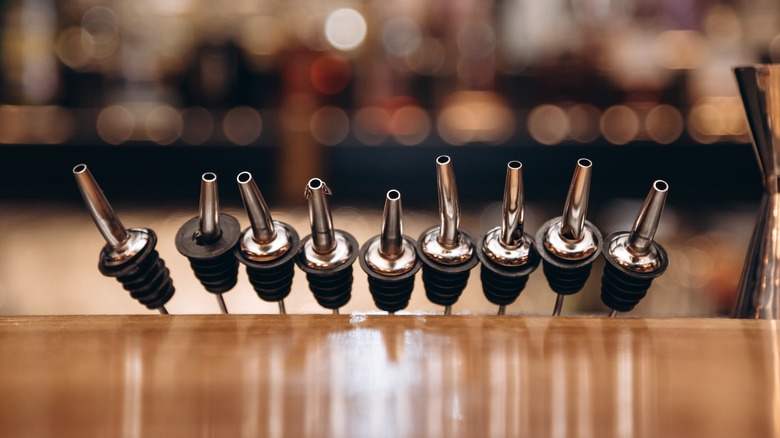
237, 171, 276, 244
560, 158, 592, 241
72, 163, 129, 248
436, 155, 461, 248
627, 180, 668, 255
305, 178, 336, 254
198, 172, 221, 242
380, 189, 404, 259
500, 160, 524, 247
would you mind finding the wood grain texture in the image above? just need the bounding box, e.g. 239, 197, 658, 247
0, 315, 777, 437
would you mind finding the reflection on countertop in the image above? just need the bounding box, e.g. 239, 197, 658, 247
0, 315, 777, 437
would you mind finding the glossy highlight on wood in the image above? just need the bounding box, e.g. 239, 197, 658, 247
0, 315, 777, 437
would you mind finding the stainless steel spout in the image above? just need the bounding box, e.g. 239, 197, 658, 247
364, 190, 417, 276
380, 190, 404, 259
237, 171, 277, 244
436, 155, 461, 248
73, 164, 129, 249
198, 172, 221, 243
500, 161, 524, 247
627, 180, 668, 256
560, 158, 592, 242
305, 178, 337, 255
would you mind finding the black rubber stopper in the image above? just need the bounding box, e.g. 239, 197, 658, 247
235, 222, 300, 303
601, 232, 669, 312
358, 236, 422, 313
535, 218, 602, 296
296, 230, 358, 310
476, 235, 541, 306
175, 213, 241, 294
416, 227, 479, 307
98, 228, 175, 310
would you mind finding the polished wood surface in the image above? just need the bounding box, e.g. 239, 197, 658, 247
0, 315, 777, 437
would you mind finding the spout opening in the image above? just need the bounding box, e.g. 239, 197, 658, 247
654, 180, 669, 192
73, 164, 87, 174
202, 172, 217, 182
577, 158, 592, 168
308, 178, 323, 189
508, 160, 522, 170
387, 189, 400, 200
237, 171, 252, 184
436, 155, 451, 165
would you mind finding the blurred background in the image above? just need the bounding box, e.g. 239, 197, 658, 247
0, 0, 776, 316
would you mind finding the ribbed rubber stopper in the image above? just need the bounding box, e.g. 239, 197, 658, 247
188, 254, 238, 293
175, 214, 241, 294
305, 267, 353, 309
476, 238, 541, 306
247, 258, 296, 302
296, 229, 358, 310
367, 276, 416, 312
541, 262, 593, 296
98, 228, 175, 310
416, 229, 479, 307
359, 236, 421, 313
601, 237, 669, 312
236, 223, 300, 303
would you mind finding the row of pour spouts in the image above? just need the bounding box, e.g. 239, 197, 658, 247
72, 156, 669, 316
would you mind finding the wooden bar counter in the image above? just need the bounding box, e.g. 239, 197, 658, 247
0, 315, 777, 437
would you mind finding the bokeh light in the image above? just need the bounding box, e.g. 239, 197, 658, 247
391, 105, 430, 146
457, 21, 496, 58
2, 0, 774, 153
0, 106, 73, 144
687, 97, 747, 143
146, 105, 183, 145
406, 37, 445, 74
56, 27, 93, 70
528, 104, 569, 145
311, 53, 352, 95
310, 106, 350, 145
382, 17, 422, 58
437, 92, 514, 145
646, 105, 684, 144
138, 0, 196, 16
0, 106, 25, 145
353, 106, 390, 145
324, 8, 367, 51
36, 106, 75, 144
81, 5, 120, 59
223, 106, 262, 145
97, 105, 135, 145
568, 104, 601, 143
770, 35, 780, 63
600, 105, 639, 145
